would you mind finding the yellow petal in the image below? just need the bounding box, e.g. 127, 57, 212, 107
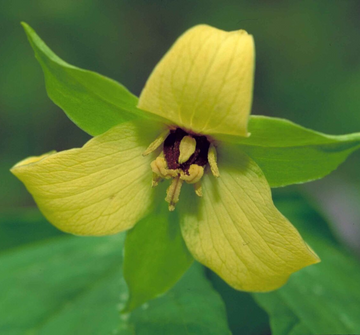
138, 25, 254, 137
179, 147, 320, 292
11, 120, 162, 236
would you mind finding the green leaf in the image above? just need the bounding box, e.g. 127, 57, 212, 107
22, 22, 166, 136
0, 234, 127, 335
0, 208, 63, 253
221, 116, 360, 187
123, 201, 193, 312
129, 263, 230, 335
0, 209, 230, 334
208, 271, 270, 335
253, 290, 311, 335
253, 193, 360, 335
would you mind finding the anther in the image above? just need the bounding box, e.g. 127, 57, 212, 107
194, 182, 202, 197
143, 129, 169, 156
165, 176, 183, 211
178, 135, 196, 164
151, 156, 178, 179
208, 143, 220, 177
151, 173, 162, 187
180, 165, 204, 184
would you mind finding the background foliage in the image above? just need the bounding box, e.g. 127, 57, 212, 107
1, 1, 360, 334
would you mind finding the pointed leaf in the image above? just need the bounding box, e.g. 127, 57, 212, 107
221, 116, 360, 187
22, 23, 166, 136
123, 200, 193, 312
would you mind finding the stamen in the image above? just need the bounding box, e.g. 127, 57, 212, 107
151, 173, 162, 187
178, 135, 197, 164
194, 182, 202, 197
208, 143, 220, 177
151, 156, 178, 179
143, 129, 169, 156
180, 165, 204, 184
165, 176, 183, 211
147, 127, 214, 210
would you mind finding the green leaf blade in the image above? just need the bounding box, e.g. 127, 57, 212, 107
129, 263, 230, 335
209, 271, 270, 335
21, 22, 155, 136
123, 202, 193, 312
0, 234, 127, 335
0, 209, 230, 334
253, 288, 311, 335
221, 116, 360, 187
0, 208, 63, 253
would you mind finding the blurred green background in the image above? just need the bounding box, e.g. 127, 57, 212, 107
1, 1, 360, 247
1, 2, 360, 334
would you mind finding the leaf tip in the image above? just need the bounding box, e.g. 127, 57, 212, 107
121, 300, 134, 314
121, 294, 151, 314
20, 21, 30, 32
20, 22, 35, 41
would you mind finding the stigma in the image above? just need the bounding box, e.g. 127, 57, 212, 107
144, 128, 219, 211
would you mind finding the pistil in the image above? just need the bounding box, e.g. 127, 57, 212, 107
178, 136, 197, 164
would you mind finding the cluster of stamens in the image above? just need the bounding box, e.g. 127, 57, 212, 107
143, 128, 220, 211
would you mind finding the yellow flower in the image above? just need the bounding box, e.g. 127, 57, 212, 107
11, 25, 319, 292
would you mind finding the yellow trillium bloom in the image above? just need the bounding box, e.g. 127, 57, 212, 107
11, 25, 319, 292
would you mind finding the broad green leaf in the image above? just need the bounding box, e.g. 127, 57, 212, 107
0, 208, 63, 253
220, 116, 360, 187
209, 271, 270, 335
129, 263, 230, 335
253, 290, 311, 335
22, 23, 167, 136
0, 210, 230, 334
0, 234, 127, 335
123, 200, 193, 312
253, 193, 360, 335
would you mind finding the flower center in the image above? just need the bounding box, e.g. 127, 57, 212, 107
163, 128, 209, 173
144, 128, 220, 211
